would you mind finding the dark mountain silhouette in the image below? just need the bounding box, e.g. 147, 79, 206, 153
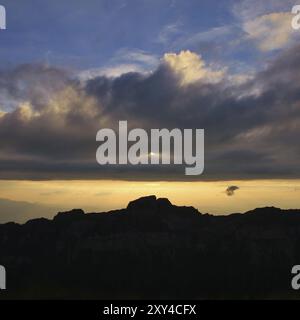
1, 195, 300, 299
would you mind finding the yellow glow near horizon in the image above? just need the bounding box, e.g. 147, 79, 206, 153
0, 180, 300, 218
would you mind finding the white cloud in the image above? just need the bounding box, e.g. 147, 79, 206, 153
232, 0, 299, 51
243, 12, 297, 51
163, 50, 225, 85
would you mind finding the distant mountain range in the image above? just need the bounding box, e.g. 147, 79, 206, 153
1, 195, 300, 299
0, 198, 57, 224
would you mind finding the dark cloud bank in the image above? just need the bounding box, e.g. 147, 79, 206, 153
0, 45, 300, 181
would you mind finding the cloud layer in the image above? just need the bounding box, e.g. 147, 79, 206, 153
0, 47, 300, 181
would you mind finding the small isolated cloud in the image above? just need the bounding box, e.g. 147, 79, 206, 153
226, 186, 239, 196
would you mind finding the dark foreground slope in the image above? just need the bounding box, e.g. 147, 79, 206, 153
1, 195, 300, 299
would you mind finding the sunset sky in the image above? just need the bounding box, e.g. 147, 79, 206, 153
0, 0, 300, 223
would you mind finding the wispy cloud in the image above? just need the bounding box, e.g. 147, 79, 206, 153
79, 49, 159, 80
232, 0, 299, 51
177, 25, 234, 47
157, 22, 183, 45
243, 12, 299, 51
232, 0, 296, 21
79, 64, 145, 80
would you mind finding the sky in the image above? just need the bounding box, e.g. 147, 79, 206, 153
0, 0, 300, 222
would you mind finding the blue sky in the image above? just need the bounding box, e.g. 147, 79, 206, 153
0, 0, 297, 74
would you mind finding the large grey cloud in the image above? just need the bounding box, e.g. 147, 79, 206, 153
0, 45, 300, 181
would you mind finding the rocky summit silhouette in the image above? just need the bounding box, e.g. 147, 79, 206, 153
1, 195, 300, 299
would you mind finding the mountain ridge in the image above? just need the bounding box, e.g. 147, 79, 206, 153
1, 195, 300, 299
2, 195, 299, 227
